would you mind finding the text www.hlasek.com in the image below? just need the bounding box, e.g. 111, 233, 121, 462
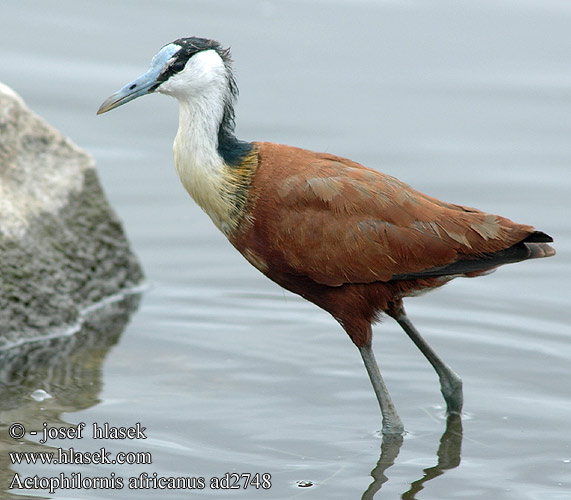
9, 421, 272, 493
10, 448, 151, 466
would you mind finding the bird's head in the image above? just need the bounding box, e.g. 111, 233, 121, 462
97, 37, 233, 115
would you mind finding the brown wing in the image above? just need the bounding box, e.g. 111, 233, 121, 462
242, 142, 538, 286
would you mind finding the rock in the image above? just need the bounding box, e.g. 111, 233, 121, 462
0, 82, 144, 348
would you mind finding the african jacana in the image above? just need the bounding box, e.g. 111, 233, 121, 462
98, 37, 555, 435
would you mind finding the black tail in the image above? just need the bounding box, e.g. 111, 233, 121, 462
392, 231, 555, 280
523, 230, 553, 243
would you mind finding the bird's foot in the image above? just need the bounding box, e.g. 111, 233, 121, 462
440, 374, 463, 415
380, 417, 406, 437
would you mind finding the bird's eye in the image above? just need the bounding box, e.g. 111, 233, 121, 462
172, 61, 185, 73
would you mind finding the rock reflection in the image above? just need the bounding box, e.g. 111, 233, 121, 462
0, 292, 141, 496
362, 414, 463, 499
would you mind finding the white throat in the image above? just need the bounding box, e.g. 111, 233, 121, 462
160, 50, 235, 233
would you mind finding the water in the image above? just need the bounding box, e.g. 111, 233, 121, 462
1, 1, 570, 498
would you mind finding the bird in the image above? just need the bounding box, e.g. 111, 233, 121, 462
98, 37, 555, 435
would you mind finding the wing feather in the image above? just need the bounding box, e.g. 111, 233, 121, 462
242, 143, 535, 286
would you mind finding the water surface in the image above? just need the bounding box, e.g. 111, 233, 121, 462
1, 1, 570, 499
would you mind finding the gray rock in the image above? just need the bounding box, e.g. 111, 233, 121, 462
0, 82, 144, 348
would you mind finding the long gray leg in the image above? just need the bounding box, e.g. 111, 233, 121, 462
359, 344, 405, 435
394, 312, 463, 414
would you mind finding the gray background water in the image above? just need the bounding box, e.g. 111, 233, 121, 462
1, 0, 570, 498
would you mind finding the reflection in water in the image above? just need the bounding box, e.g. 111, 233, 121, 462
361, 433, 404, 499
401, 415, 463, 499
0, 293, 141, 497
362, 414, 463, 499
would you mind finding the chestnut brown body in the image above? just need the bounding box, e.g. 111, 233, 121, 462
229, 142, 554, 348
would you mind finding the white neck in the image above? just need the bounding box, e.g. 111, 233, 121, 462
174, 91, 225, 178
160, 50, 236, 233
173, 92, 232, 233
